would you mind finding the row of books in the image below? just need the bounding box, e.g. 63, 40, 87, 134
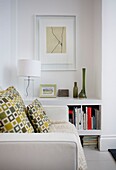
82, 136, 98, 148
69, 106, 101, 130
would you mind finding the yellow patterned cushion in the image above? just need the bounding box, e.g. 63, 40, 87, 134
0, 86, 34, 133
27, 99, 51, 133
0, 89, 4, 96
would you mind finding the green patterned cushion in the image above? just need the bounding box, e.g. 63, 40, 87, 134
0, 86, 34, 133
0, 91, 4, 96
0, 88, 4, 96
27, 99, 51, 133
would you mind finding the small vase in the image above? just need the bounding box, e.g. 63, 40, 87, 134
79, 68, 87, 98
73, 82, 78, 98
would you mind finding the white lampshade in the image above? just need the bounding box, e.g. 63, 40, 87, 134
18, 59, 41, 77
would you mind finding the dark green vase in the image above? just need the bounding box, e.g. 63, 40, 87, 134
79, 68, 87, 98
73, 82, 78, 98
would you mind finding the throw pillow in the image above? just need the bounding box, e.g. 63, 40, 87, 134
27, 99, 51, 133
0, 86, 34, 133
0, 87, 4, 96
0, 91, 4, 95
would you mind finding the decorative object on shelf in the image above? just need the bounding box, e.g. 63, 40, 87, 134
73, 82, 78, 98
58, 89, 69, 97
35, 15, 76, 71
79, 68, 87, 98
39, 84, 56, 98
17, 59, 41, 98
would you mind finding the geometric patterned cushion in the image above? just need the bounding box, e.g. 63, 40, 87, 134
0, 91, 4, 95
0, 87, 3, 95
27, 99, 51, 133
0, 86, 34, 133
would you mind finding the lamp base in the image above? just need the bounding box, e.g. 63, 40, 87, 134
24, 78, 34, 99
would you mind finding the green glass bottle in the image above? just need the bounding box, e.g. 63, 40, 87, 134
73, 82, 78, 98
79, 68, 87, 98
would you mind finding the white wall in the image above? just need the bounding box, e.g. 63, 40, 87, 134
0, 0, 17, 89
0, 0, 101, 99
0, 0, 11, 88
100, 0, 116, 150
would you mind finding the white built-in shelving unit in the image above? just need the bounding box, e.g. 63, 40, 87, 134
24, 97, 102, 137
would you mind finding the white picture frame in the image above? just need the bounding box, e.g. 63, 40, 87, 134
35, 15, 77, 71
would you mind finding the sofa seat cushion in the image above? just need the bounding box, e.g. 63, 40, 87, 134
27, 99, 51, 133
0, 86, 34, 133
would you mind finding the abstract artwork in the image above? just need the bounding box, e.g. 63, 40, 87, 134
46, 27, 66, 53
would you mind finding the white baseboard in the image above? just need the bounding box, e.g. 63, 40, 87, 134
99, 135, 116, 151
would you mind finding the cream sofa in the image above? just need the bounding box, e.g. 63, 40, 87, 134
0, 106, 87, 170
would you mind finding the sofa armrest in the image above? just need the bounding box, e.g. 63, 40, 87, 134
0, 133, 78, 170
43, 105, 69, 122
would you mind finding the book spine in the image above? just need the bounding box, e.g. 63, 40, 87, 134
92, 116, 96, 129
83, 112, 86, 130
85, 107, 88, 130
95, 109, 100, 129
78, 106, 83, 130
87, 107, 92, 130
69, 108, 73, 124
75, 107, 79, 130
73, 107, 76, 126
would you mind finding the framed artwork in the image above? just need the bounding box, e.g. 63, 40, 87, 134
39, 84, 57, 98
35, 15, 77, 70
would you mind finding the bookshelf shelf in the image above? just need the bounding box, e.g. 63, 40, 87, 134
78, 130, 101, 136
24, 97, 102, 106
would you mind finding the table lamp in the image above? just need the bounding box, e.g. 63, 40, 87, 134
18, 59, 41, 98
